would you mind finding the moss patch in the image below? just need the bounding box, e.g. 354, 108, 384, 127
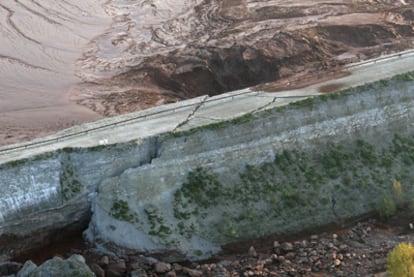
173, 133, 414, 242
110, 200, 138, 223
60, 156, 83, 201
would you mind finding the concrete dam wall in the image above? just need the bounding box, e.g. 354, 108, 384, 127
0, 74, 414, 260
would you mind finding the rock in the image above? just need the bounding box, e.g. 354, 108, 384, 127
285, 252, 296, 260
172, 263, 183, 271
17, 255, 94, 277
131, 268, 148, 277
310, 235, 318, 240
129, 261, 140, 270
182, 267, 203, 277
100, 255, 110, 266
16, 261, 37, 277
281, 242, 294, 252
339, 244, 348, 251
154, 262, 171, 273
334, 259, 341, 267
301, 240, 308, 248
90, 263, 105, 277
165, 271, 177, 277
107, 260, 127, 277
0, 261, 21, 275
248, 246, 257, 257
309, 255, 319, 263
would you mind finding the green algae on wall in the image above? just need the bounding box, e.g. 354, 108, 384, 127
60, 155, 83, 201
88, 74, 414, 259
171, 134, 414, 243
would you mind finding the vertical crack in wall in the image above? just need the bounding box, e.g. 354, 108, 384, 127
148, 136, 162, 164
173, 96, 209, 131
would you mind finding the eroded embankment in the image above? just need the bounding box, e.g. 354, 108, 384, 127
72, 0, 414, 116
0, 73, 414, 261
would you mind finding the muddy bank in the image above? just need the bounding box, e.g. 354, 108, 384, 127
0, 0, 110, 146
71, 0, 414, 116
2, 0, 414, 146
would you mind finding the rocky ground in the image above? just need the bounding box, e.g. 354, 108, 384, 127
2, 213, 413, 277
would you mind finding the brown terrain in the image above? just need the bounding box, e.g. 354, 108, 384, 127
2, 211, 413, 276
71, 0, 414, 117
1, 0, 414, 146
1, 1, 414, 276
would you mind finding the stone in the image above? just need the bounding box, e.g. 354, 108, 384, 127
17, 255, 94, 277
301, 240, 308, 248
334, 259, 341, 266
310, 235, 318, 240
339, 244, 348, 251
154, 262, 171, 273
0, 261, 21, 276
90, 263, 105, 277
248, 246, 257, 257
285, 252, 296, 260
129, 261, 140, 270
131, 268, 148, 277
100, 255, 110, 266
165, 271, 177, 277
107, 260, 127, 277
281, 242, 294, 252
16, 261, 37, 277
172, 263, 183, 271
309, 256, 319, 263
182, 267, 203, 277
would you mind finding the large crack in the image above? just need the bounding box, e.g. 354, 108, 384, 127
172, 95, 209, 132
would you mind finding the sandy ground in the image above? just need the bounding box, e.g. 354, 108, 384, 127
1, 0, 414, 146
0, 0, 109, 146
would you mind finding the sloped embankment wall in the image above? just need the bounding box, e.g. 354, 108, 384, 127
89, 76, 414, 259
0, 75, 413, 260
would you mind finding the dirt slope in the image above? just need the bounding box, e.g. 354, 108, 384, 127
72, 0, 414, 116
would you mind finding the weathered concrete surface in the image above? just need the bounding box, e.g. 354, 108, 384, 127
0, 53, 414, 260
87, 78, 414, 259
2, 50, 414, 162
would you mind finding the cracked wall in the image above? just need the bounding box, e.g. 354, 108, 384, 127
88, 76, 414, 260
0, 75, 414, 261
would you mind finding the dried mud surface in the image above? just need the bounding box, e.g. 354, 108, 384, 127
72, 0, 414, 117
1, 0, 414, 146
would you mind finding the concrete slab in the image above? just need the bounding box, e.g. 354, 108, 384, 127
1, 49, 414, 165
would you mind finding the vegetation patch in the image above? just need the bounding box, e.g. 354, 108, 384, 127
173, 133, 414, 242
110, 200, 138, 223
144, 206, 172, 240
387, 242, 414, 277
60, 157, 83, 201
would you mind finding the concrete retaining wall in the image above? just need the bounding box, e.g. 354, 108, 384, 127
0, 75, 413, 260
89, 78, 414, 259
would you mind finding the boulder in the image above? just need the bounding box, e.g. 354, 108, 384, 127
17, 255, 94, 277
